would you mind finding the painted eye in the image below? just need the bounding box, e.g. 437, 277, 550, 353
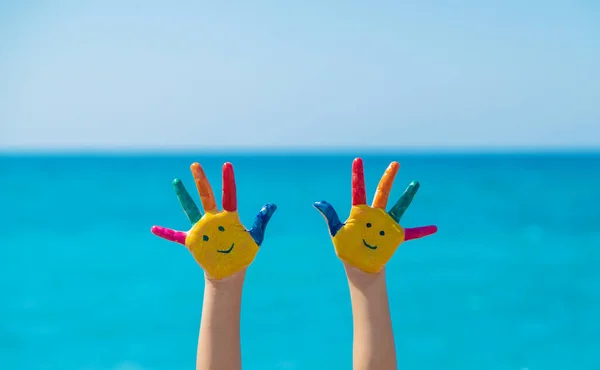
379, 230, 385, 236
218, 226, 225, 232
366, 223, 372, 228
202, 235, 209, 241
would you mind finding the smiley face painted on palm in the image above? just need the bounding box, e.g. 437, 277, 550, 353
185, 211, 260, 279
151, 162, 277, 280
332, 205, 405, 270
314, 158, 438, 274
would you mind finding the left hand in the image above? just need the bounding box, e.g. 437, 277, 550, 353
151, 162, 277, 280
314, 158, 437, 274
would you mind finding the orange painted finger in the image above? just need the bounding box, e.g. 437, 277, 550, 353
190, 162, 218, 212
222, 162, 237, 212
372, 161, 400, 208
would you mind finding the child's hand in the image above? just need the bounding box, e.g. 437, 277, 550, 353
314, 158, 437, 274
152, 162, 277, 280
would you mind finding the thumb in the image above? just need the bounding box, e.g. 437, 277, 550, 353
249, 203, 277, 246
313, 201, 343, 237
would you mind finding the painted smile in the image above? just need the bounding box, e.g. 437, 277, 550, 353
217, 243, 235, 254
362, 239, 377, 250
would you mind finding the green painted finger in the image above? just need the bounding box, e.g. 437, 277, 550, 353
173, 178, 202, 224
388, 181, 420, 223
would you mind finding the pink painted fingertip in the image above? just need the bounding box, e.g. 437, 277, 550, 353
151, 225, 187, 245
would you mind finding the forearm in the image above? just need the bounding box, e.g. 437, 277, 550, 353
196, 270, 245, 370
345, 265, 397, 370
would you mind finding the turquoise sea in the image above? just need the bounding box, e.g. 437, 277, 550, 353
1, 153, 599, 370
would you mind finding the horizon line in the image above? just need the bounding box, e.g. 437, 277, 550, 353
1, 145, 599, 157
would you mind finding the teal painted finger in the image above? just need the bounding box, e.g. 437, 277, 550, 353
388, 181, 420, 223
173, 179, 202, 224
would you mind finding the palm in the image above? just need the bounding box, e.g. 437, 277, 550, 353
314, 158, 437, 274
151, 162, 276, 280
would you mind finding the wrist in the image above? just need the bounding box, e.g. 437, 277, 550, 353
344, 263, 386, 290
204, 268, 246, 291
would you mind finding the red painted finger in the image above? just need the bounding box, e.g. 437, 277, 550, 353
222, 162, 237, 212
351, 158, 367, 205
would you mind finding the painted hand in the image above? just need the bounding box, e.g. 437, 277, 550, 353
314, 158, 437, 274
151, 162, 277, 280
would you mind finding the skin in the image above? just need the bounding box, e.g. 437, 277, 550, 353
151, 162, 276, 370
314, 158, 438, 370
197, 264, 398, 370
153, 158, 436, 370
345, 264, 397, 370
197, 270, 246, 370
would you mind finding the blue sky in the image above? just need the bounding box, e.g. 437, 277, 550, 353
0, 0, 598, 151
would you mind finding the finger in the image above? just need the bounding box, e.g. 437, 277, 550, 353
249, 203, 278, 246
352, 158, 367, 205
404, 225, 438, 241
313, 201, 344, 237
372, 161, 400, 208
222, 162, 237, 212
172, 179, 202, 224
388, 181, 420, 223
151, 226, 187, 245
190, 162, 218, 213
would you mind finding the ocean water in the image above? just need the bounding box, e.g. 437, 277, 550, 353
1, 153, 599, 370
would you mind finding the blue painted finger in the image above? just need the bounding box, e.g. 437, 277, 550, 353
249, 203, 278, 246
313, 200, 343, 237
173, 178, 202, 224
